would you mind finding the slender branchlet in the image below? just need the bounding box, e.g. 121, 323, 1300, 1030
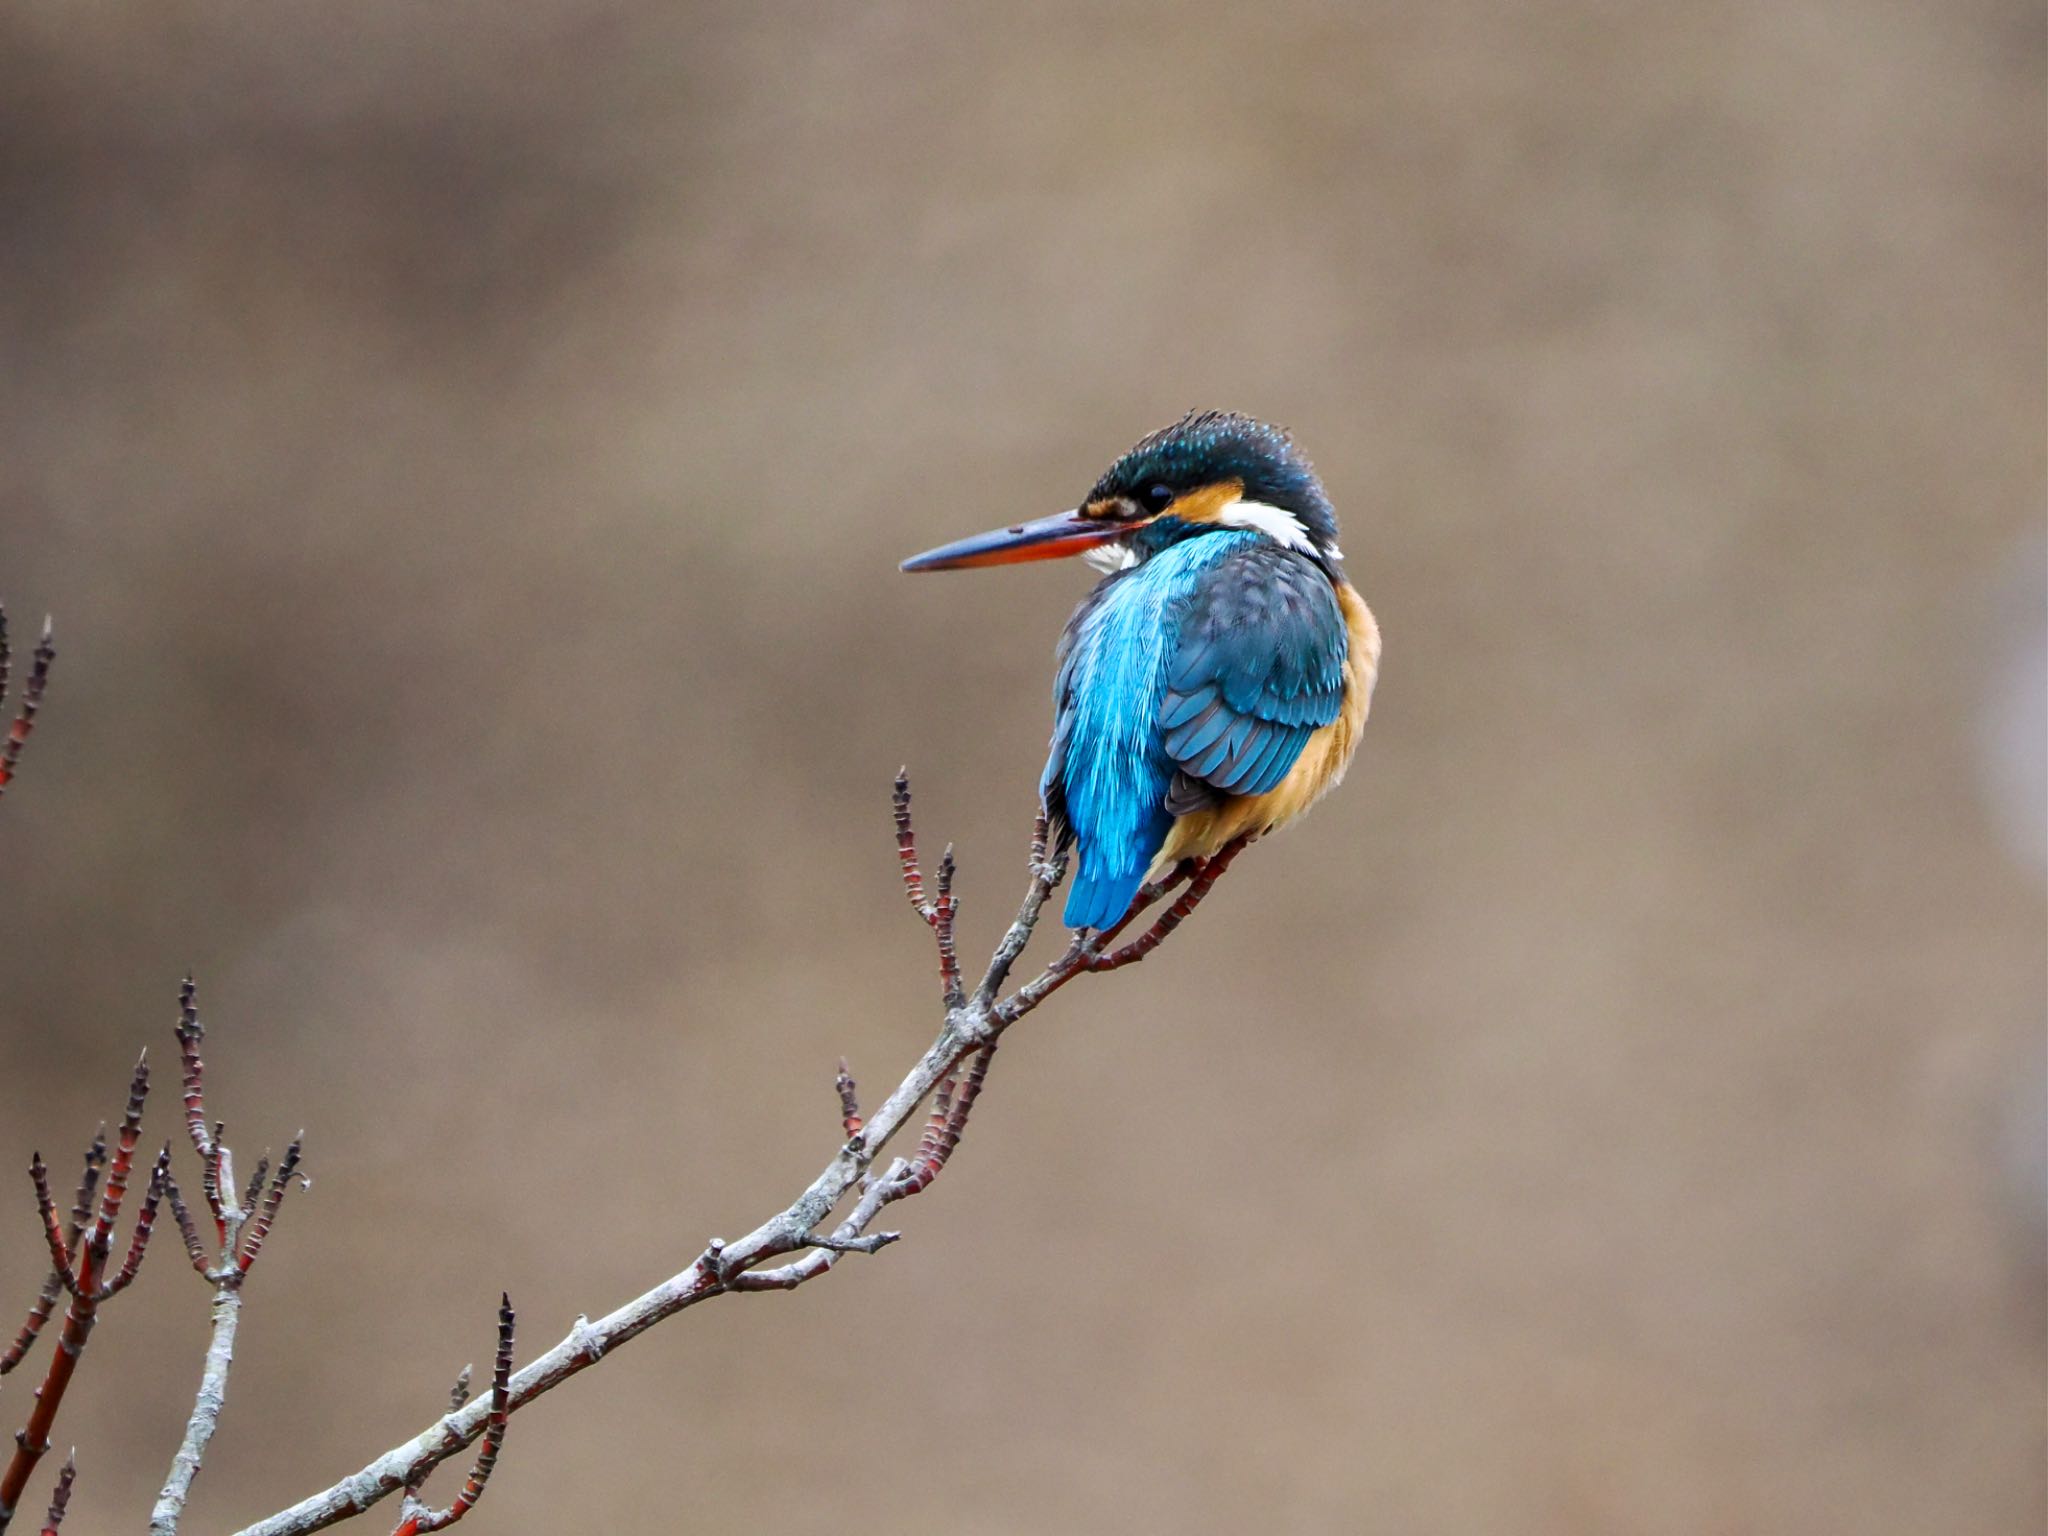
174, 979, 214, 1168
0, 606, 54, 805
1, 1132, 105, 1376
164, 1172, 209, 1277
102, 1147, 172, 1299
934, 844, 963, 1007
27, 1156, 73, 1293
34, 1454, 72, 1536
893, 770, 924, 910
834, 1060, 864, 1140
236, 1137, 304, 1272
388, 1297, 517, 1536
241, 1156, 271, 1216
0, 1055, 158, 1533
892, 774, 968, 1007
61, 1134, 106, 1256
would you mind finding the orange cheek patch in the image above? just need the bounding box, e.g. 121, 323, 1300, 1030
1164, 479, 1248, 525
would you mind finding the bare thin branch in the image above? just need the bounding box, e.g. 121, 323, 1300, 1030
1, 1056, 157, 1532
4, 1129, 108, 1374
973, 811, 1063, 1006
0, 612, 54, 804
241, 1156, 270, 1217
236, 1137, 304, 1272
892, 769, 926, 913
152, 987, 309, 1536
934, 843, 963, 1007
0, 1273, 63, 1379
36, 1452, 73, 1536
231, 780, 1241, 1536
388, 1298, 515, 1536
61, 1134, 106, 1256
834, 1059, 863, 1140
100, 1146, 171, 1300
202, 1137, 227, 1239
163, 1170, 210, 1277
1085, 837, 1248, 972
26, 1156, 74, 1297
174, 979, 216, 1172
148, 1278, 242, 1536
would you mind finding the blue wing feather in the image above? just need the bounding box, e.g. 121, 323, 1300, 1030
1158, 544, 1346, 807
1159, 685, 1218, 729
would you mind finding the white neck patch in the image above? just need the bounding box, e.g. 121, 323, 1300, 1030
1216, 498, 1323, 556
1082, 541, 1140, 574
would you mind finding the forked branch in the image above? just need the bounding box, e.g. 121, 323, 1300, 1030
150, 981, 307, 1536
226, 776, 1248, 1536
0, 1057, 162, 1533
388, 1298, 515, 1536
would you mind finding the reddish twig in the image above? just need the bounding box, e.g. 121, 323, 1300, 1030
0, 608, 54, 805
236, 1138, 303, 1272
1, 1134, 104, 1375
102, 1146, 172, 1299
889, 1042, 997, 1200
1089, 858, 1197, 951
892, 770, 925, 910
0, 1274, 60, 1379
388, 1298, 516, 1536
34, 1454, 71, 1536
26, 1156, 73, 1294
0, 1054, 155, 1533
892, 772, 966, 1008
992, 834, 1253, 1025
1086, 836, 1250, 972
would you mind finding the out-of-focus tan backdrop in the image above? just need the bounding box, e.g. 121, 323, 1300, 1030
1, 2, 2042, 1532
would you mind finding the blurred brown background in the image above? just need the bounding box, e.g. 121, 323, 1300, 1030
0, 2, 2042, 1532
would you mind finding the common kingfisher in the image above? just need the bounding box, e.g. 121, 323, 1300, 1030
903, 411, 1380, 931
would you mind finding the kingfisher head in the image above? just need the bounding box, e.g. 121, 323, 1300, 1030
902, 411, 1343, 576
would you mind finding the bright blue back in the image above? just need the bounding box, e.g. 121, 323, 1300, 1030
1044, 531, 1265, 929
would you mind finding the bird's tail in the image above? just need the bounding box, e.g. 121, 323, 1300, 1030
1063, 856, 1148, 932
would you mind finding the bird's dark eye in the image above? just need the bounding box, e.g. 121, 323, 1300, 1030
1142, 484, 1175, 514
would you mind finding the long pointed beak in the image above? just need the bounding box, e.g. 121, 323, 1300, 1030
900, 509, 1130, 572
